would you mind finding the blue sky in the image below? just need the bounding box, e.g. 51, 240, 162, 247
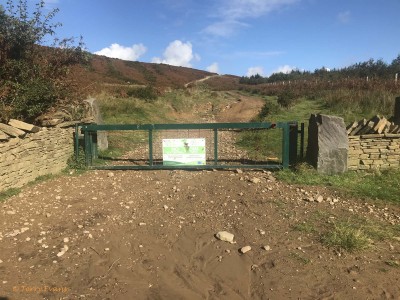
3, 0, 400, 76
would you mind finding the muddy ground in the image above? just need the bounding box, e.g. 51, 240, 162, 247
1, 93, 400, 299
1, 169, 400, 300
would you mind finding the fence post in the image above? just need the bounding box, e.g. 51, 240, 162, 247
74, 123, 80, 161
214, 128, 218, 166
289, 122, 298, 166
149, 129, 153, 166
300, 122, 305, 159
282, 123, 290, 168
83, 128, 92, 167
92, 131, 98, 159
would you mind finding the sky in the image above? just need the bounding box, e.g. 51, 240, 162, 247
2, 0, 400, 76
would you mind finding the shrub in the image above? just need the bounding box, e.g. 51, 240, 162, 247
126, 86, 158, 101
0, 0, 88, 122
277, 90, 297, 108
256, 100, 280, 120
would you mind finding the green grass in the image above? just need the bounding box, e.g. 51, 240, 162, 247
98, 96, 172, 124
0, 174, 61, 202
321, 221, 371, 252
95, 88, 233, 161
264, 97, 326, 122
0, 188, 21, 202
292, 222, 315, 234
236, 129, 283, 160
96, 95, 173, 160
385, 260, 400, 268
293, 212, 400, 253
277, 164, 400, 204
290, 252, 311, 264
236, 98, 326, 160
28, 174, 57, 185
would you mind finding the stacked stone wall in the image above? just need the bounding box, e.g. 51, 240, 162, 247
348, 134, 400, 170
0, 128, 74, 192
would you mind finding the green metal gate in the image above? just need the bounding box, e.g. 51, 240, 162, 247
77, 121, 303, 170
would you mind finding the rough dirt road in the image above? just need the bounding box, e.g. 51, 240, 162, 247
1, 170, 400, 300
1, 94, 400, 299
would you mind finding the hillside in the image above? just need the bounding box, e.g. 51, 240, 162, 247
69, 54, 219, 95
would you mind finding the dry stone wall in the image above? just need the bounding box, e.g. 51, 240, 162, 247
348, 134, 400, 170
0, 127, 74, 192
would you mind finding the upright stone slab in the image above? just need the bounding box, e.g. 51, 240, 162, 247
83, 98, 108, 150
307, 114, 348, 174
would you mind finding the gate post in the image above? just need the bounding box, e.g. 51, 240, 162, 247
83, 128, 91, 167
282, 122, 290, 168
289, 122, 298, 166
148, 129, 153, 166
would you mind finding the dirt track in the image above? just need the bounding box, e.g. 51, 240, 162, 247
1, 169, 400, 300
1, 94, 400, 299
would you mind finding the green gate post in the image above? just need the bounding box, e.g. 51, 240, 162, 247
289, 122, 298, 166
300, 122, 305, 159
149, 129, 153, 166
75, 123, 80, 161
214, 128, 218, 166
92, 132, 98, 159
282, 123, 290, 168
83, 128, 91, 167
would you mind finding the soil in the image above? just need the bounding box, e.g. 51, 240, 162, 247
1, 92, 400, 300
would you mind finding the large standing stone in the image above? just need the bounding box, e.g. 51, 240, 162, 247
306, 114, 348, 174
83, 98, 108, 150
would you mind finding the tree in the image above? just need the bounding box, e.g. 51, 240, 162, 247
0, 0, 88, 122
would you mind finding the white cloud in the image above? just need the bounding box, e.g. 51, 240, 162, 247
271, 64, 295, 74
220, 0, 298, 20
337, 11, 351, 24
247, 66, 264, 76
205, 0, 299, 37
152, 40, 199, 67
94, 43, 147, 61
43, 0, 59, 9
207, 62, 220, 73
203, 20, 248, 37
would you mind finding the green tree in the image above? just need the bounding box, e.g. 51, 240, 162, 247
0, 0, 88, 122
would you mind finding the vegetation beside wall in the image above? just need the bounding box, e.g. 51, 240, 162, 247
0, 0, 88, 123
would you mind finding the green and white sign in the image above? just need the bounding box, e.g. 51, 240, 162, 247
162, 138, 206, 166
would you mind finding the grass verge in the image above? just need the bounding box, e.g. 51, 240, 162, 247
292, 212, 400, 253
277, 164, 400, 204
0, 188, 21, 202
320, 221, 371, 253
236, 97, 326, 160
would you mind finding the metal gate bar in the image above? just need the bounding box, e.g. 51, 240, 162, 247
79, 122, 300, 170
